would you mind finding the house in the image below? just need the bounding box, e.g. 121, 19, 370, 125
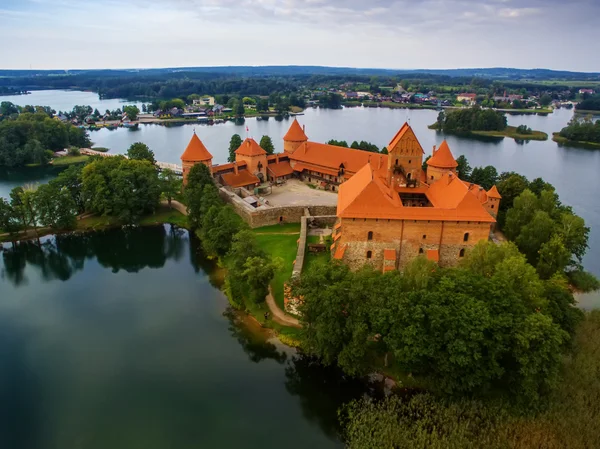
193, 96, 215, 106
456, 93, 477, 105
579, 89, 595, 95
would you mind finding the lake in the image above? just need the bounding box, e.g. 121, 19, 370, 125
0, 225, 372, 448
1, 90, 599, 290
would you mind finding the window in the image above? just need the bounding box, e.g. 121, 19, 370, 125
332, 186, 336, 192
395, 158, 399, 165
279, 216, 283, 223
409, 160, 412, 164
431, 175, 434, 180
419, 248, 424, 254
459, 249, 465, 257
367, 231, 373, 240
464, 232, 470, 242
491, 205, 495, 209
308, 177, 311, 182
407, 173, 411, 180
366, 251, 372, 259
422, 234, 426, 239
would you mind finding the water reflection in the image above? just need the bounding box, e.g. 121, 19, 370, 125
1, 225, 186, 286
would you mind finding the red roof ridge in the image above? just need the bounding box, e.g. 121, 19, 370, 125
181, 132, 213, 162
283, 118, 308, 142
487, 185, 502, 199
427, 140, 457, 168
235, 138, 267, 156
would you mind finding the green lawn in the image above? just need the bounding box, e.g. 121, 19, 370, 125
304, 234, 330, 272
52, 155, 90, 166
252, 225, 300, 309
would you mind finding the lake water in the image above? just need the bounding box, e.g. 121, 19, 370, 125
1, 90, 599, 295
0, 225, 372, 448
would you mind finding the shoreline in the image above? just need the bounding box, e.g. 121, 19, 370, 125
552, 132, 600, 148
428, 124, 548, 141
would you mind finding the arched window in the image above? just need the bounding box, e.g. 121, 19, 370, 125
431, 175, 434, 180
463, 232, 470, 242
419, 248, 424, 254
366, 251, 372, 259
491, 205, 495, 209
395, 158, 399, 165
459, 249, 465, 257
407, 173, 412, 180
367, 231, 373, 240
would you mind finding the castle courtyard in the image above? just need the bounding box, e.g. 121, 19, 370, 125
263, 179, 338, 207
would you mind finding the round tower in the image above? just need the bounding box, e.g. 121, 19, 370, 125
180, 132, 213, 186
283, 118, 308, 153
426, 140, 457, 184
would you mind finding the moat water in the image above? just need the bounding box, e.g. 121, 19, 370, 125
0, 225, 371, 448
2, 91, 599, 281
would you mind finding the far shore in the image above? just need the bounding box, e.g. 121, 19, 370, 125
552, 132, 600, 148
428, 124, 548, 141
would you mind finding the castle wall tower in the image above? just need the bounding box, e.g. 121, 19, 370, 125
180, 132, 213, 186
426, 140, 457, 184
283, 118, 308, 153
386, 122, 425, 186
235, 138, 268, 182
485, 185, 502, 218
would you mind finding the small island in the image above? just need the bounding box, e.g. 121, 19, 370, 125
553, 116, 600, 148
429, 107, 548, 141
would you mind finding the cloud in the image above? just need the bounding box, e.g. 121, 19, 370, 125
0, 0, 598, 71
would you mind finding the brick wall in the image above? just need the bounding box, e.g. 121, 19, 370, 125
337, 217, 491, 270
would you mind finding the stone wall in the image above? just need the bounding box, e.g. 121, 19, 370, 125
219, 187, 336, 228
337, 217, 491, 271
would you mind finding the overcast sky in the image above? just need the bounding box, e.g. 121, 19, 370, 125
1, 0, 598, 71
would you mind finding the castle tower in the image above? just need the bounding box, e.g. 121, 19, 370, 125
180, 132, 213, 186
485, 185, 502, 218
283, 118, 308, 153
386, 122, 424, 187
235, 138, 268, 182
426, 140, 457, 184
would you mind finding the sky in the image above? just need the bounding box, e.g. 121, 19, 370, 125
1, 0, 599, 72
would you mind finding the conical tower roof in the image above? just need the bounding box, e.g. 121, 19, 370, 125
235, 138, 267, 157
487, 185, 502, 199
427, 140, 457, 168
283, 118, 308, 142
181, 132, 213, 162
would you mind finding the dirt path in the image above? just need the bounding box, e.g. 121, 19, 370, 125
266, 287, 301, 328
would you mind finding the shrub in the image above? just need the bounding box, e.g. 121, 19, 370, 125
568, 270, 600, 292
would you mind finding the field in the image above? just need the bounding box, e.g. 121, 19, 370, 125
252, 223, 301, 309
51, 155, 90, 166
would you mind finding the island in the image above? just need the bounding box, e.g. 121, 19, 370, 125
428, 107, 548, 141
553, 116, 600, 148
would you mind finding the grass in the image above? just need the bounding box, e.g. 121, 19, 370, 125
429, 124, 548, 141
304, 234, 331, 273
253, 222, 301, 234
252, 225, 300, 310
52, 155, 90, 166
472, 126, 548, 141
138, 206, 189, 228
552, 132, 600, 148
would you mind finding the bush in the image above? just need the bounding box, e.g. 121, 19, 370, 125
516, 125, 533, 134
568, 270, 600, 292
68, 146, 81, 156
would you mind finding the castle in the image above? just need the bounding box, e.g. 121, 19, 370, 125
181, 119, 501, 271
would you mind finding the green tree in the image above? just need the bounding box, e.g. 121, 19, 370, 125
123, 105, 140, 121
10, 186, 38, 238
228, 134, 243, 162
469, 165, 498, 190
259, 135, 275, 155
456, 155, 472, 180
503, 189, 538, 239
199, 205, 245, 258
34, 182, 77, 230
539, 93, 553, 107
234, 101, 245, 117
0, 198, 19, 236
327, 139, 349, 148
515, 210, 555, 265
127, 142, 156, 164
184, 163, 215, 228
53, 165, 85, 213
537, 235, 571, 280
159, 168, 181, 206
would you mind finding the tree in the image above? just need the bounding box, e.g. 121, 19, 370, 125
536, 235, 571, 280
456, 155, 472, 180
259, 135, 275, 155
256, 98, 269, 112
199, 205, 245, 258
34, 182, 77, 230
159, 168, 181, 206
53, 165, 85, 213
234, 101, 245, 117
515, 210, 555, 265
127, 142, 156, 164
123, 105, 140, 121
327, 139, 349, 148
0, 198, 19, 236
228, 134, 243, 162
469, 165, 498, 190
184, 162, 215, 225
539, 93, 552, 107
10, 186, 38, 238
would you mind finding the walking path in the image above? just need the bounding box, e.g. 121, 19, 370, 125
266, 287, 301, 328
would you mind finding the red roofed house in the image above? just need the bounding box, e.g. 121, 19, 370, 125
180, 131, 213, 186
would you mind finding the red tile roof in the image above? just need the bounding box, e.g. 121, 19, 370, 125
284, 118, 308, 142
221, 170, 260, 188
291, 142, 386, 176
212, 161, 247, 174
181, 133, 213, 162
487, 185, 502, 199
387, 122, 424, 154
384, 249, 396, 261
267, 161, 294, 178
235, 138, 266, 157
333, 244, 347, 260
427, 140, 457, 169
